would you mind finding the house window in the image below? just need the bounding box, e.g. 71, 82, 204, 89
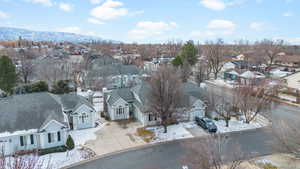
48, 133, 55, 143
148, 114, 157, 121
30, 134, 34, 145
81, 113, 88, 123
116, 106, 124, 115
20, 136, 25, 146
57, 132, 61, 142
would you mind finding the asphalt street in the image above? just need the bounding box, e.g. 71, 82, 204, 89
67, 127, 277, 169
66, 83, 299, 169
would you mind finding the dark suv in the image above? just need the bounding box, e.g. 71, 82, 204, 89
195, 117, 217, 133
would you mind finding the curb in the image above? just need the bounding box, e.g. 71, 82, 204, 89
267, 96, 300, 108
62, 126, 271, 168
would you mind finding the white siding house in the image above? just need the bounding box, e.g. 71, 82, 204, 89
105, 82, 206, 126
0, 92, 97, 156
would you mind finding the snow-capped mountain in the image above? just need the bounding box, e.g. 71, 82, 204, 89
0, 27, 114, 43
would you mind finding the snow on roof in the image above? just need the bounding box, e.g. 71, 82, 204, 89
240, 71, 265, 79
0, 129, 37, 138
228, 70, 240, 75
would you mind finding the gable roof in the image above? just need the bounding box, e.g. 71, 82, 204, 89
107, 88, 135, 106
131, 81, 206, 111
180, 82, 206, 107
0, 93, 65, 133
59, 94, 94, 113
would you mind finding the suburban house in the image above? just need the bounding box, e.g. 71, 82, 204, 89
223, 69, 266, 85
222, 61, 250, 71
284, 72, 300, 90
238, 71, 266, 85
85, 64, 145, 89
104, 82, 206, 126
143, 57, 174, 72
0, 92, 96, 156
84, 56, 146, 89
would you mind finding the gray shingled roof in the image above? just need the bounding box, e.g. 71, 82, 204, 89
59, 94, 94, 113
179, 82, 206, 108
131, 81, 150, 105
132, 81, 205, 110
0, 93, 65, 133
90, 56, 121, 70
107, 88, 135, 105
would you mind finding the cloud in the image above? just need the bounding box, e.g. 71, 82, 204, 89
200, 0, 245, 11
190, 19, 236, 38
88, 18, 105, 24
0, 11, 9, 19
90, 0, 142, 20
200, 0, 226, 10
26, 0, 53, 7
56, 26, 81, 34
90, 0, 103, 4
207, 19, 236, 33
283, 12, 293, 17
59, 3, 73, 12
128, 21, 178, 40
249, 22, 265, 31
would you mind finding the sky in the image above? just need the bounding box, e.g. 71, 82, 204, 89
0, 0, 299, 44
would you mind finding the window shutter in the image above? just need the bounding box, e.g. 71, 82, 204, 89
48, 133, 51, 143
20, 136, 24, 146
57, 132, 61, 142
30, 134, 34, 144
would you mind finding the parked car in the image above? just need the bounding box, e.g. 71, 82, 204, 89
195, 117, 217, 133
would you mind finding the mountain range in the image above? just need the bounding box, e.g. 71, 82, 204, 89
0, 27, 115, 43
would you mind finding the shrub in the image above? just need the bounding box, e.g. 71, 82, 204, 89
137, 127, 154, 143
38, 146, 67, 155
31, 81, 49, 92
66, 135, 75, 150
214, 117, 219, 121
51, 80, 73, 94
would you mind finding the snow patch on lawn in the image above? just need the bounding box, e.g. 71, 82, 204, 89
214, 119, 265, 133
255, 158, 278, 167
69, 123, 106, 146
40, 148, 84, 169
147, 122, 194, 143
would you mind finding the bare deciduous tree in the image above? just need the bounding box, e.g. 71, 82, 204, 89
18, 49, 40, 84
206, 89, 238, 127
122, 55, 135, 65
183, 134, 245, 169
180, 59, 191, 83
257, 39, 285, 65
0, 150, 52, 169
194, 58, 210, 86
204, 39, 226, 79
148, 65, 183, 133
234, 81, 271, 124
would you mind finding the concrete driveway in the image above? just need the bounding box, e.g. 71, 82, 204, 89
85, 122, 146, 155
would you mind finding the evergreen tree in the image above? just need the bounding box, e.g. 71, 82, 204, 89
51, 80, 72, 94
181, 41, 198, 66
172, 55, 183, 67
66, 135, 75, 150
171, 41, 198, 67
0, 56, 17, 94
